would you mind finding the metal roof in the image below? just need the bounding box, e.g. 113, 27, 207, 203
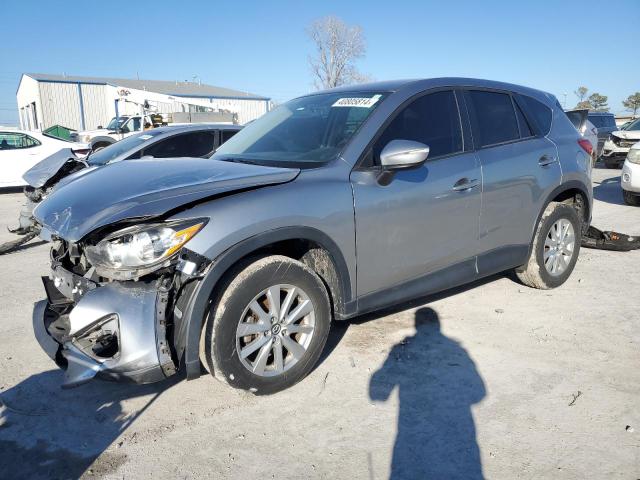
24, 73, 269, 101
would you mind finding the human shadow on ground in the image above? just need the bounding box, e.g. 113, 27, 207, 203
0, 369, 181, 479
369, 307, 486, 479
593, 175, 624, 205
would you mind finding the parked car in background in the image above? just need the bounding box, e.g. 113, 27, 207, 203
565, 109, 598, 164
12, 124, 242, 235
621, 141, 640, 206
0, 130, 89, 187
602, 117, 640, 169
31, 78, 592, 394
586, 111, 617, 158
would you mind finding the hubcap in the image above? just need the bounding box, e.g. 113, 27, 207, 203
235, 284, 315, 377
543, 218, 575, 276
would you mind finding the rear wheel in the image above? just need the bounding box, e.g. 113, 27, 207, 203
623, 190, 640, 206
202, 255, 331, 394
515, 202, 581, 289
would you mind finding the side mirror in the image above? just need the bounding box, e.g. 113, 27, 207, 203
380, 139, 429, 169
97, 125, 103, 129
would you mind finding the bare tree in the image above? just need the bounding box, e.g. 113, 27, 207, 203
622, 92, 640, 116
307, 16, 369, 90
574, 86, 588, 103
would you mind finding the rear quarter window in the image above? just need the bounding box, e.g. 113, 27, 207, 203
519, 95, 553, 135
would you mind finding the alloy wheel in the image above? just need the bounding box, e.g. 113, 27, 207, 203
235, 284, 315, 377
543, 218, 575, 276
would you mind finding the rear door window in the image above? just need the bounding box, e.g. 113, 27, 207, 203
466, 91, 520, 147
519, 95, 552, 135
374, 90, 463, 160
143, 131, 217, 158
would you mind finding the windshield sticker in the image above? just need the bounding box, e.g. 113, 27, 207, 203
139, 134, 153, 140
332, 94, 381, 108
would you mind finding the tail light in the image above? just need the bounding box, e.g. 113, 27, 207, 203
578, 139, 593, 155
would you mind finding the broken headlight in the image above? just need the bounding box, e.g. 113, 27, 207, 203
85, 219, 206, 280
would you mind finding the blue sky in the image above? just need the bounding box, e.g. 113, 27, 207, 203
1, 0, 638, 125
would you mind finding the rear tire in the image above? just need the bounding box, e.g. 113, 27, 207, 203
623, 190, 640, 206
515, 202, 581, 289
202, 255, 331, 395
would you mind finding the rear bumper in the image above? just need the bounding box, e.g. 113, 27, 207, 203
33, 273, 177, 388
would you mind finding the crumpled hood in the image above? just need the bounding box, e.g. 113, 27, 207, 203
34, 158, 299, 242
22, 148, 84, 188
612, 130, 640, 140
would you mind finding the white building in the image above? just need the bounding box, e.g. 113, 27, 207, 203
16, 73, 271, 131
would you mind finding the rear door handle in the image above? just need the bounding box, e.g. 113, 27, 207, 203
452, 178, 480, 192
538, 155, 557, 166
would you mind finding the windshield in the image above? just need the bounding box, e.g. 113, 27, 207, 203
621, 118, 640, 131
105, 117, 129, 130
212, 92, 387, 167
87, 130, 165, 165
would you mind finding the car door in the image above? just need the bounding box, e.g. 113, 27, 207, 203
463, 89, 561, 274
0, 132, 45, 186
350, 90, 481, 302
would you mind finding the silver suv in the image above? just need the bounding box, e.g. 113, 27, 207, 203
32, 78, 593, 394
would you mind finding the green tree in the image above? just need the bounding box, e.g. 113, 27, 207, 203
575, 100, 591, 110
622, 92, 640, 116
588, 93, 608, 111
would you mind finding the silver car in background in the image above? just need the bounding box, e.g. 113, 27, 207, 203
12, 124, 241, 236
31, 78, 592, 394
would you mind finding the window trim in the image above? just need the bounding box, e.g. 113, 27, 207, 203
354, 87, 467, 170
511, 96, 535, 141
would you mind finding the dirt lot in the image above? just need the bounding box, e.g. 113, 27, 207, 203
0, 167, 638, 479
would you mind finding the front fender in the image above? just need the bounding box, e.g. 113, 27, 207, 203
176, 226, 354, 380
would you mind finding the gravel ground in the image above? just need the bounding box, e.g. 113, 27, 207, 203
0, 167, 638, 479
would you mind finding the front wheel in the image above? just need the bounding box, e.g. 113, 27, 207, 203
515, 202, 581, 289
202, 255, 331, 395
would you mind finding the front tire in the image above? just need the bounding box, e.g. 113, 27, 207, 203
202, 255, 331, 395
623, 190, 640, 206
515, 202, 581, 289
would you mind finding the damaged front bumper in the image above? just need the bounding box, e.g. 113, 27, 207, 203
33, 267, 177, 388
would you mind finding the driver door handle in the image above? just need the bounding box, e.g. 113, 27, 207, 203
538, 154, 558, 167
452, 178, 479, 192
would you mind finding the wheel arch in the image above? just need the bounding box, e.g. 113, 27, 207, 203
526, 181, 591, 258
90, 137, 115, 149
180, 226, 353, 379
